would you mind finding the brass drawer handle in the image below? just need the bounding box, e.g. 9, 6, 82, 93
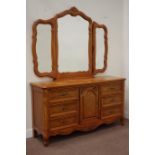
107, 110, 114, 115
92, 87, 97, 90
110, 109, 119, 113
59, 92, 68, 96
105, 109, 117, 115
109, 99, 116, 102
61, 106, 65, 111
109, 87, 116, 90
60, 119, 65, 124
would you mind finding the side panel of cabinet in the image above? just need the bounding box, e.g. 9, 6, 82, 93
32, 87, 45, 133
80, 86, 99, 123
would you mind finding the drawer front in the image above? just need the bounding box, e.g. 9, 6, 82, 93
102, 105, 121, 117
101, 95, 122, 107
50, 113, 78, 129
49, 100, 78, 116
100, 82, 122, 95
46, 88, 79, 101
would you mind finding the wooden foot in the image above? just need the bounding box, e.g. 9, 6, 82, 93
43, 136, 49, 146
120, 118, 125, 126
33, 129, 38, 138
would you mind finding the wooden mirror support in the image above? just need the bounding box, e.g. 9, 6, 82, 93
32, 7, 108, 80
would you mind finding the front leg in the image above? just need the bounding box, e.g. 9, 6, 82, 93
43, 135, 49, 146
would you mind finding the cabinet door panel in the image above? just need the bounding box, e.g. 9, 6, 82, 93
80, 86, 99, 122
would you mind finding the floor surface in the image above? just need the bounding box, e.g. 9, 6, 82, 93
27, 120, 129, 155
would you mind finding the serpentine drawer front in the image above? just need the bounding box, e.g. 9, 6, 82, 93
49, 113, 78, 130
100, 81, 122, 95
101, 94, 122, 107
101, 105, 122, 118
46, 88, 79, 101
31, 76, 125, 146
49, 100, 78, 116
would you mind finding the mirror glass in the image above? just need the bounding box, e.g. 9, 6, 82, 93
96, 28, 105, 69
36, 24, 52, 72
58, 15, 89, 72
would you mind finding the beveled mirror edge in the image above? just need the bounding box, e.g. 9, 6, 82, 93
92, 21, 108, 74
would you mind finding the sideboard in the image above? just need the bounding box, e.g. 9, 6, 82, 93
31, 76, 125, 146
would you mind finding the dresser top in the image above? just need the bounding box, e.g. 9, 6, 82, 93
31, 76, 125, 89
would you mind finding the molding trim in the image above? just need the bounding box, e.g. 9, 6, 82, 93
26, 128, 33, 138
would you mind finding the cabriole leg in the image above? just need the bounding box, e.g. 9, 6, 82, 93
43, 135, 49, 146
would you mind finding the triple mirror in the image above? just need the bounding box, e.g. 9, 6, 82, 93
32, 7, 108, 80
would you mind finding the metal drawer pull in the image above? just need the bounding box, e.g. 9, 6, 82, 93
108, 110, 114, 114
109, 99, 115, 102
61, 106, 65, 111
59, 92, 68, 96
60, 119, 65, 124
109, 87, 116, 90
105, 108, 119, 115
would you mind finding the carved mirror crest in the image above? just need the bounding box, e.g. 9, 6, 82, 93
32, 7, 108, 80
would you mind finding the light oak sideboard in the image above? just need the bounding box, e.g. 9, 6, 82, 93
30, 7, 126, 146
31, 76, 125, 146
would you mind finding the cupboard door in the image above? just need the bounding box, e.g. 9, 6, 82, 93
80, 86, 99, 122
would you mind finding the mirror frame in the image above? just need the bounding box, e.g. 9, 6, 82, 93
32, 18, 57, 78
54, 7, 93, 79
92, 22, 108, 74
32, 7, 108, 80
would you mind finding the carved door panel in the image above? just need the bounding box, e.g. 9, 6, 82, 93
80, 86, 99, 123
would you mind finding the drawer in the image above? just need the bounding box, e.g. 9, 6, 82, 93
101, 95, 122, 107
50, 113, 78, 129
46, 88, 79, 101
49, 100, 78, 116
100, 82, 122, 95
102, 105, 121, 117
